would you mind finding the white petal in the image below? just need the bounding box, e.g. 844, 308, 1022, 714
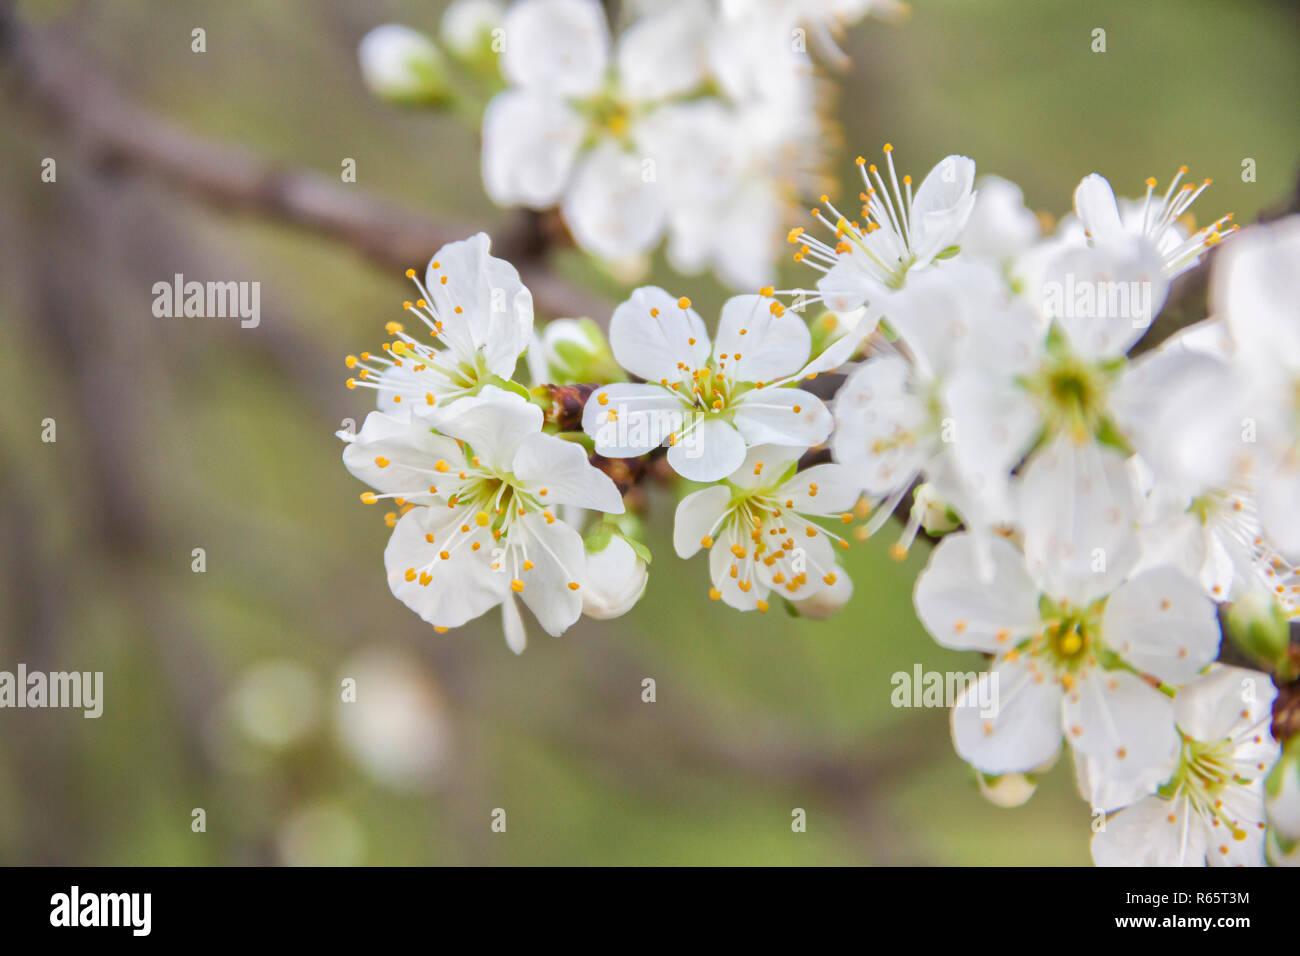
1039, 240, 1168, 359
909, 154, 976, 262
1073, 174, 1126, 246
513, 513, 586, 636
512, 432, 624, 514
1062, 669, 1180, 792
1215, 215, 1300, 371
731, 388, 832, 448
431, 386, 543, 470
667, 416, 748, 482
729, 443, 803, 493
673, 485, 733, 558
914, 533, 1042, 653
713, 295, 811, 384
1092, 795, 1205, 867
1102, 567, 1220, 685
385, 506, 509, 628
1259, 460, 1300, 563
582, 383, 686, 457
950, 656, 1063, 776
778, 463, 861, 515
342, 411, 465, 502
501, 0, 608, 95
1174, 665, 1277, 745
1018, 434, 1138, 605
615, 5, 707, 102
708, 523, 766, 611
562, 143, 667, 261
608, 286, 710, 381
502, 594, 528, 654
481, 89, 584, 208
830, 356, 929, 496
425, 233, 534, 377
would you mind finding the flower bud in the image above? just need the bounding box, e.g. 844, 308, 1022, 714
582, 533, 648, 620
1227, 588, 1291, 671
913, 482, 959, 536
358, 25, 451, 106
1267, 739, 1300, 842
977, 772, 1038, 808
790, 570, 853, 619
527, 318, 622, 386
440, 0, 504, 62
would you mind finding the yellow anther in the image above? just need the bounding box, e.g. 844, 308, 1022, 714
360, 492, 377, 504
511, 579, 525, 592
677, 297, 691, 309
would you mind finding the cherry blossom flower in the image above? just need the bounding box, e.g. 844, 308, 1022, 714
674, 444, 859, 611
1092, 666, 1278, 866
1215, 215, 1300, 562
828, 260, 1041, 555
1072, 167, 1236, 280
346, 387, 624, 653
583, 288, 853, 482
344, 234, 533, 417
481, 0, 712, 261
792, 145, 977, 318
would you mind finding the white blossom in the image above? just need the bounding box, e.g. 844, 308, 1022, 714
1092, 666, 1278, 867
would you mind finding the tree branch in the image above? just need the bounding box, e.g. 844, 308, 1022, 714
0, 5, 613, 322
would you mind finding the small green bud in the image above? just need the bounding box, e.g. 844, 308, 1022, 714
358, 25, 453, 107
1227, 588, 1292, 672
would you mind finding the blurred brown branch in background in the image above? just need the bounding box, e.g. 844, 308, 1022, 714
0, 2, 612, 323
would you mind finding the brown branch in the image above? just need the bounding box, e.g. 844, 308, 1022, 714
0, 5, 613, 322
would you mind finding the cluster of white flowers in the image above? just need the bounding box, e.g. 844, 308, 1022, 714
360, 0, 904, 290
791, 144, 1298, 866
349, 2, 1298, 867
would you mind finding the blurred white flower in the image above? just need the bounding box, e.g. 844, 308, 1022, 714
828, 261, 1041, 557
961, 175, 1041, 264
358, 24, 451, 105
227, 660, 321, 751
1072, 168, 1235, 280
440, 0, 505, 60
277, 803, 366, 866
337, 648, 450, 791
1215, 216, 1300, 562
482, 0, 711, 261
1092, 666, 1278, 866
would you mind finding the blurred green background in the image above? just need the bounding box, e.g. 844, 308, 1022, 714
0, 0, 1296, 865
